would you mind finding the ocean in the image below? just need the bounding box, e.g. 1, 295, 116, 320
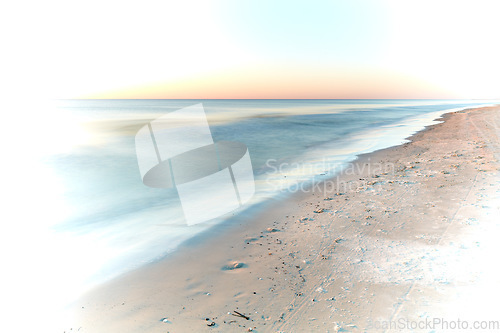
19, 99, 496, 307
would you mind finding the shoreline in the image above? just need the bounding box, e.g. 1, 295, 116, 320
64, 105, 500, 332
122, 104, 494, 265
121, 104, 494, 269
52, 102, 495, 306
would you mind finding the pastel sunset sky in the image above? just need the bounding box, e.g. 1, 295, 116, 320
8, 0, 500, 99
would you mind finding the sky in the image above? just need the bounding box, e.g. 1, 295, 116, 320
3, 0, 500, 99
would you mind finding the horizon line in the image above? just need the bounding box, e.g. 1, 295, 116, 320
57, 98, 498, 101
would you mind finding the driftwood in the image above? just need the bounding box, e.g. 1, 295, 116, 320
231, 310, 250, 320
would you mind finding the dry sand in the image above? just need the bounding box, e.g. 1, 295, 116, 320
64, 105, 500, 332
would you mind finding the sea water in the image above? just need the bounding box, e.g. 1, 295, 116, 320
16, 99, 497, 307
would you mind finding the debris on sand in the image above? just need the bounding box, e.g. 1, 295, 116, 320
221, 261, 246, 271
231, 310, 250, 320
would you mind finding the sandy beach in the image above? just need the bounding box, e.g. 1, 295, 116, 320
64, 105, 500, 332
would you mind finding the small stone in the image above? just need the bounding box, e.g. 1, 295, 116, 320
221, 261, 245, 271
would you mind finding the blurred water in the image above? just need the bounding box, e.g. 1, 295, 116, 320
27, 99, 496, 305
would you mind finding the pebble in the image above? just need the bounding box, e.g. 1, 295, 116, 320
221, 261, 245, 271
